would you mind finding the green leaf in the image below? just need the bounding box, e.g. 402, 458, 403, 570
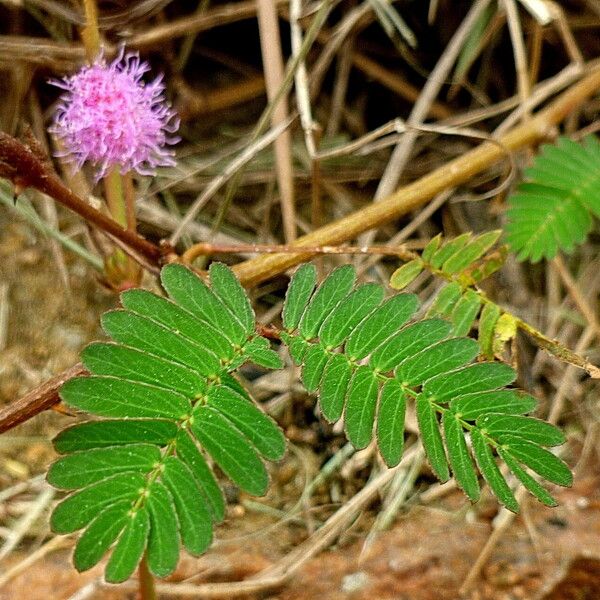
60, 376, 191, 419
73, 502, 129, 571
120, 289, 234, 361
499, 436, 572, 486
451, 390, 537, 420
82, 343, 207, 397
319, 353, 352, 422
505, 137, 600, 262
427, 282, 462, 317
345, 293, 418, 360
147, 481, 180, 577
162, 457, 212, 555
299, 265, 356, 339
160, 264, 246, 345
451, 289, 481, 336
283, 263, 317, 330
102, 310, 221, 377
209, 262, 254, 337
191, 407, 268, 496
48, 444, 160, 490
423, 362, 516, 403
105, 509, 150, 583
442, 231, 501, 274
344, 366, 378, 449
207, 384, 285, 460
395, 338, 479, 385
243, 336, 284, 370
416, 396, 449, 482
284, 334, 309, 365
477, 414, 565, 446
389, 259, 423, 290
301, 343, 330, 393
422, 234, 442, 262
53, 419, 178, 453
175, 432, 225, 522
471, 429, 518, 512
376, 379, 406, 467
478, 303, 501, 359
443, 412, 479, 501
498, 448, 557, 507
370, 319, 452, 372
319, 283, 384, 348
51, 473, 145, 534
430, 233, 471, 268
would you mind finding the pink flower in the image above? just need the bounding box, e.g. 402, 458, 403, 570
50, 48, 179, 180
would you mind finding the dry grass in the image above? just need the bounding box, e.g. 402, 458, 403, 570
1, 1, 600, 598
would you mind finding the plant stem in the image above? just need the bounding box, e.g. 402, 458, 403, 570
138, 554, 157, 600
232, 66, 600, 287
103, 168, 142, 287
81, 0, 101, 60
104, 168, 127, 227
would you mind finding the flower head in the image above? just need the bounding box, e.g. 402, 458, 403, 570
50, 48, 179, 180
